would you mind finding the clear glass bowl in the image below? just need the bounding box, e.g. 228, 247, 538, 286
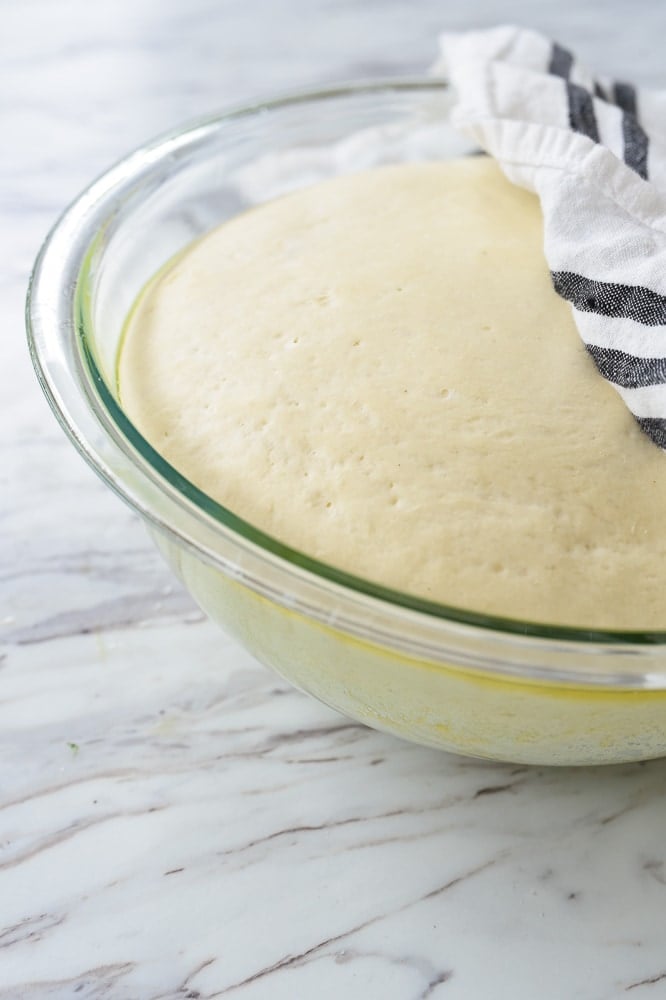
27, 80, 666, 766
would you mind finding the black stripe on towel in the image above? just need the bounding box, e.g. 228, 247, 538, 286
552, 272, 666, 327
548, 43, 573, 79
566, 82, 600, 141
613, 81, 638, 115
635, 417, 666, 449
548, 43, 600, 143
586, 344, 666, 388
612, 81, 649, 179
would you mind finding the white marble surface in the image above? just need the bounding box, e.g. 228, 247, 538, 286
4, 1, 666, 997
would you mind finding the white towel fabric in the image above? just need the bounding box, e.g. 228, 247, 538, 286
437, 26, 666, 447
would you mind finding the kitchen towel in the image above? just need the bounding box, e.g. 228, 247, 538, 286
437, 26, 666, 447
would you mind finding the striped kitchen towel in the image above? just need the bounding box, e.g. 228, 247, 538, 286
437, 27, 666, 447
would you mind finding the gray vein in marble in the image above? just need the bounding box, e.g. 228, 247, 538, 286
626, 972, 666, 993
2, 590, 202, 646
0, 912, 66, 950
216, 858, 496, 996
0, 964, 135, 1000
0, 806, 169, 873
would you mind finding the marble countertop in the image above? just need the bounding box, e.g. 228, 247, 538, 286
4, 1, 666, 997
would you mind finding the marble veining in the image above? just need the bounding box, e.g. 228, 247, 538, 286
4, 1, 666, 996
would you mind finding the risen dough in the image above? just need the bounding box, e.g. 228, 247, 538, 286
119, 158, 666, 629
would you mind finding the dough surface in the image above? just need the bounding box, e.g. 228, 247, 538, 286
119, 158, 666, 629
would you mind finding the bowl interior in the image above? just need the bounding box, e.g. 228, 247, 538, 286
27, 79, 666, 687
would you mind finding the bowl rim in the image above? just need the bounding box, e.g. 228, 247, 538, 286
26, 76, 666, 687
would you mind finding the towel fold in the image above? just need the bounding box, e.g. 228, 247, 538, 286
437, 26, 666, 447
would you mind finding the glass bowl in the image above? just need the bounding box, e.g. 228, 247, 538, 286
27, 79, 666, 766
